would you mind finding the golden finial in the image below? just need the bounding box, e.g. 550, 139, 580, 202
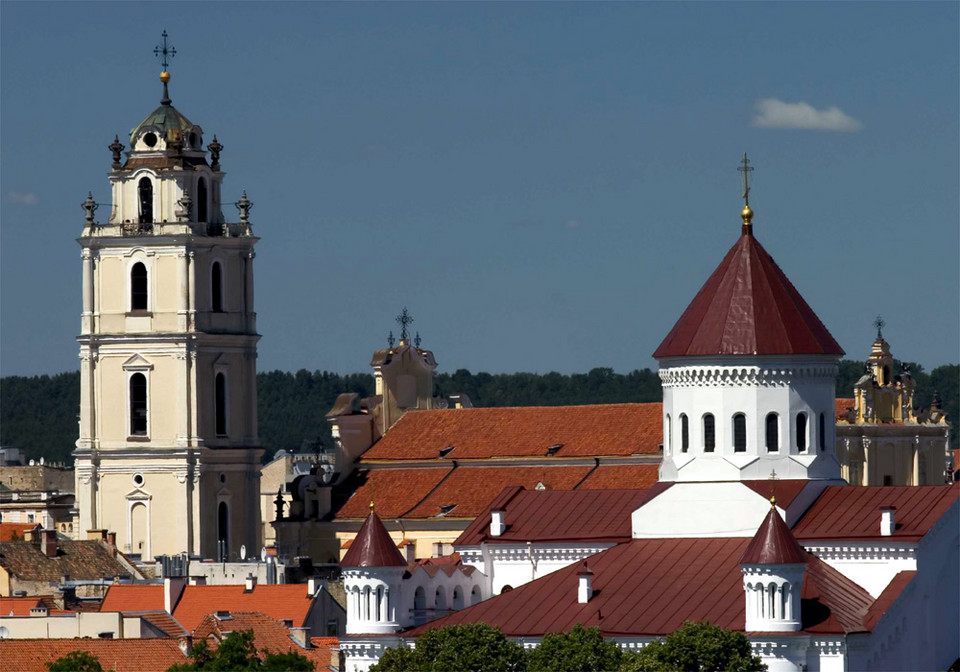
738, 153, 754, 233
160, 71, 171, 84
369, 500, 376, 514
770, 495, 777, 509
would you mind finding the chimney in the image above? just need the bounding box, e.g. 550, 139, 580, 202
403, 541, 417, 564
307, 577, 319, 597
30, 605, 49, 617
577, 564, 594, 604
490, 511, 506, 537
107, 531, 117, 548
164, 577, 186, 613
880, 506, 896, 536
244, 574, 257, 592
289, 626, 311, 649
86, 529, 107, 541
42, 529, 58, 558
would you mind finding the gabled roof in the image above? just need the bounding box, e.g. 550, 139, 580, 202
341, 512, 407, 567
173, 584, 314, 631
792, 483, 959, 541
455, 487, 659, 546
740, 507, 806, 565
405, 537, 883, 638
0, 595, 68, 616
193, 612, 334, 669
101, 584, 164, 613
361, 403, 662, 461
0, 539, 137, 583
122, 609, 191, 637
0, 639, 187, 672
0, 522, 40, 541
653, 230, 843, 358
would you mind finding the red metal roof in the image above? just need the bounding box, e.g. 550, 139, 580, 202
405, 537, 877, 638
741, 480, 810, 509
792, 484, 959, 541
0, 639, 187, 672
740, 507, 806, 565
100, 584, 164, 613
455, 487, 656, 546
864, 571, 916, 630
653, 230, 843, 358
362, 403, 663, 461
341, 512, 407, 567
173, 584, 314, 631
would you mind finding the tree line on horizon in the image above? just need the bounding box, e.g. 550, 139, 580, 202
2, 361, 956, 466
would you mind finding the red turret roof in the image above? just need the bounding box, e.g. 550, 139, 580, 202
341, 510, 406, 567
741, 506, 807, 565
654, 229, 843, 358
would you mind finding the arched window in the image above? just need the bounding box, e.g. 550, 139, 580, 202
197, 178, 208, 223
665, 414, 672, 453
680, 414, 689, 453
138, 177, 153, 223
215, 373, 227, 436
703, 414, 715, 452
796, 413, 808, 452
211, 262, 223, 312
129, 373, 147, 436
413, 586, 426, 611
733, 413, 747, 452
765, 413, 779, 452
435, 586, 447, 611
452, 586, 464, 610
882, 365, 890, 386
470, 585, 482, 605
131, 262, 148, 311
818, 413, 826, 452
217, 501, 229, 561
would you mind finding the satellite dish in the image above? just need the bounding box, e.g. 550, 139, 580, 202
240, 544, 247, 561
260, 547, 267, 562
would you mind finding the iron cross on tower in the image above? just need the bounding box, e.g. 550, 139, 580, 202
874, 315, 885, 340
154, 30, 177, 70
738, 153, 753, 206
396, 308, 414, 341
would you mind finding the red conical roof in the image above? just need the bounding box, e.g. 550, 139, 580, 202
654, 229, 843, 358
341, 510, 407, 568
740, 506, 806, 565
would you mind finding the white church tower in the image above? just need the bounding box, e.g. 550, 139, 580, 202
74, 35, 262, 561
342, 505, 407, 635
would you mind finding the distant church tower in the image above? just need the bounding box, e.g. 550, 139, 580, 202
74, 38, 261, 561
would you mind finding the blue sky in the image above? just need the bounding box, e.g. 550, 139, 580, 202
2, 2, 957, 377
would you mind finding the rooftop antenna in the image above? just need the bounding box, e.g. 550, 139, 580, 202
154, 30, 177, 105
396, 307, 414, 341
738, 153, 754, 233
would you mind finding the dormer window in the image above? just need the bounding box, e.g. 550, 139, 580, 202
143, 132, 158, 148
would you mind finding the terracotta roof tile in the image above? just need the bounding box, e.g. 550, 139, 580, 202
0, 539, 136, 583
0, 639, 187, 672
740, 508, 806, 565
792, 484, 959, 541
407, 537, 876, 638
0, 595, 65, 616
654, 231, 843, 358
173, 584, 314, 631
455, 487, 654, 546
362, 403, 662, 461
342, 512, 407, 567
835, 398, 856, 418
0, 522, 40, 541
101, 584, 164, 613
336, 468, 453, 519
121, 609, 191, 637
193, 612, 333, 669
576, 465, 660, 490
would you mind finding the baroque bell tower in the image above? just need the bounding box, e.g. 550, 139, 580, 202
74, 34, 262, 561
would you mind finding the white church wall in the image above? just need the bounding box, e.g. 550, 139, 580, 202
799, 541, 917, 598
632, 482, 775, 538
457, 543, 615, 595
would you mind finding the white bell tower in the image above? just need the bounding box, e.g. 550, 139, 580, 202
74, 36, 261, 561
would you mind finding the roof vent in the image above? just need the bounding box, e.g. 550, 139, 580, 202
215, 611, 232, 620
535, 481, 547, 491
439, 446, 455, 458
577, 562, 594, 604
438, 504, 457, 516
880, 506, 896, 536
546, 444, 563, 456
490, 510, 506, 537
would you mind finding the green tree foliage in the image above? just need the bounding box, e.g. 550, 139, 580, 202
370, 623, 526, 672
619, 622, 765, 672
527, 624, 623, 672
46, 651, 104, 672
166, 631, 313, 671
1, 372, 80, 465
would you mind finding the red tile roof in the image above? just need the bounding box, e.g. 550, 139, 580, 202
123, 610, 191, 637
406, 537, 876, 638
741, 480, 810, 509
0, 522, 40, 541
342, 512, 407, 567
836, 398, 856, 418
740, 508, 806, 565
455, 487, 656, 546
653, 230, 843, 358
0, 639, 187, 672
0, 596, 68, 616
194, 612, 333, 670
173, 584, 314, 631
100, 584, 164, 613
792, 484, 959, 541
336, 467, 453, 518
0, 539, 137, 583
577, 464, 660, 490
362, 403, 663, 461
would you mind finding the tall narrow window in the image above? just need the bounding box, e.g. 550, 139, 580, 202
129, 373, 147, 436
138, 177, 153, 223
703, 414, 715, 452
796, 413, 808, 452
681, 414, 689, 453
666, 415, 672, 453
131, 262, 148, 311
766, 413, 779, 452
818, 413, 826, 452
217, 501, 229, 561
733, 413, 747, 452
211, 262, 223, 312
215, 373, 227, 436
197, 178, 208, 223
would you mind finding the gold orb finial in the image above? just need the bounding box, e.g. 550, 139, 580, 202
160, 71, 171, 84
369, 500, 376, 514
742, 204, 753, 227
769, 494, 777, 509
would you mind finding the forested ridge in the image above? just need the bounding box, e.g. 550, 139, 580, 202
2, 361, 956, 465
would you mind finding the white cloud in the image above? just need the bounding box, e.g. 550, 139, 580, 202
8, 191, 38, 205
752, 99, 863, 132
565, 219, 581, 229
